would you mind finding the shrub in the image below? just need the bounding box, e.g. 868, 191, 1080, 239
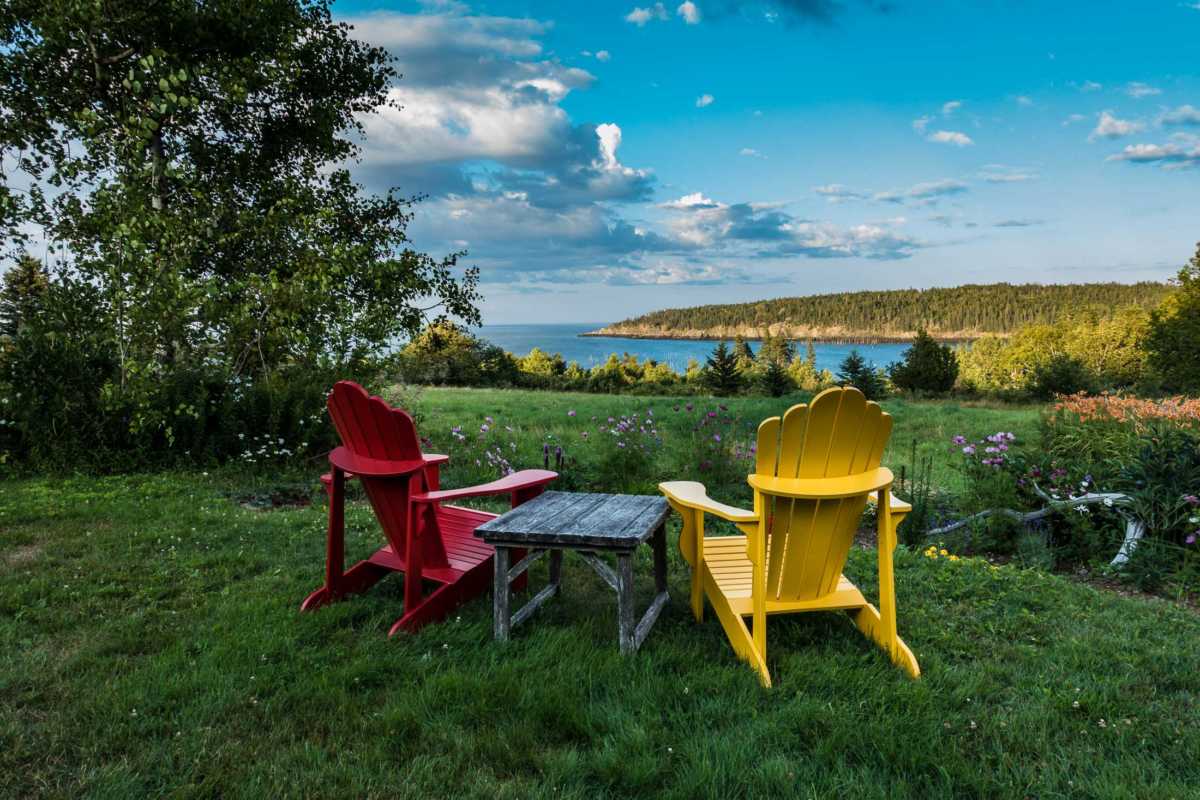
1030, 354, 1094, 400
888, 328, 958, 394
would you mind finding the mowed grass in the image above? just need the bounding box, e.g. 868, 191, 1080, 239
2, 390, 1198, 799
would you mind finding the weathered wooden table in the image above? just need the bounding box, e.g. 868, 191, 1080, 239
474, 491, 671, 654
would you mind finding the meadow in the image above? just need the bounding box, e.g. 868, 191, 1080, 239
3, 388, 1198, 799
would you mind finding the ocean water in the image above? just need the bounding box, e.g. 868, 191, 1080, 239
475, 324, 912, 374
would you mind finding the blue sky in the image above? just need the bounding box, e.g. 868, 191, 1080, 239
334, 0, 1200, 324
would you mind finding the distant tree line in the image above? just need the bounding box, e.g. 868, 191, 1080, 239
394, 247, 1200, 401
601, 282, 1171, 339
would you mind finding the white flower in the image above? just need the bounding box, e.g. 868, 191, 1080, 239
1103, 498, 1114, 507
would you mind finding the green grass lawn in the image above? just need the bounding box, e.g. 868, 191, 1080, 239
2, 390, 1198, 798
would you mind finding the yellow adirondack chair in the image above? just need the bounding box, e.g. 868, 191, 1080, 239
660, 386, 920, 687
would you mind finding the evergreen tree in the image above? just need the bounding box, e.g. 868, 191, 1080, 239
837, 349, 887, 400
757, 357, 794, 397
732, 335, 755, 371
1147, 242, 1200, 392
888, 328, 959, 394
0, 253, 49, 338
704, 340, 743, 395
805, 338, 817, 370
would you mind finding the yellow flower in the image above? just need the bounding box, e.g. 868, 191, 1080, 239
948, 555, 960, 561
940, 549, 949, 556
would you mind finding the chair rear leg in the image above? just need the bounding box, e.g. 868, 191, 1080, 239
702, 563, 771, 687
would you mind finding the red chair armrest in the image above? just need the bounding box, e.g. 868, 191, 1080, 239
327, 446, 427, 478
423, 454, 450, 467
412, 469, 557, 504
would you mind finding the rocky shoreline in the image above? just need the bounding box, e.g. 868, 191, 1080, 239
581, 326, 985, 344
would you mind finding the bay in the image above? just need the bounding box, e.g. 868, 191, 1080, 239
475, 324, 913, 374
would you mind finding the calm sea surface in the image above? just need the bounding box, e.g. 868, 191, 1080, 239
475, 324, 911, 374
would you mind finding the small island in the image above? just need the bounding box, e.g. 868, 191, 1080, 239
582, 281, 1170, 343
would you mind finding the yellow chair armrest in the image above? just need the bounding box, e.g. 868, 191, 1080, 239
659, 481, 758, 523
748, 467, 894, 500
867, 490, 913, 515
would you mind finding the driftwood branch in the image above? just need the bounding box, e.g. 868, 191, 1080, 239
926, 485, 1145, 567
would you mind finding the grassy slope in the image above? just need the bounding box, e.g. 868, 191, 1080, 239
2, 390, 1198, 799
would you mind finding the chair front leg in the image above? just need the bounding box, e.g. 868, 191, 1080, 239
875, 488, 899, 654
325, 467, 346, 596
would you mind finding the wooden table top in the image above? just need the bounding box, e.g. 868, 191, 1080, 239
474, 491, 670, 549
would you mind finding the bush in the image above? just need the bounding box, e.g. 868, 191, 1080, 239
1030, 354, 1094, 400
888, 329, 958, 394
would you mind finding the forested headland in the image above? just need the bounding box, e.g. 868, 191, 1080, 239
587, 282, 1171, 342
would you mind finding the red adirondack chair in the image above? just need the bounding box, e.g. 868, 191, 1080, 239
300, 381, 557, 635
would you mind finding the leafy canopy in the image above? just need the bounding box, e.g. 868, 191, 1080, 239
0, 0, 479, 379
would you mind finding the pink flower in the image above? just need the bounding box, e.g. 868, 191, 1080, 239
952, 435, 966, 445
962, 445, 976, 455
567, 409, 576, 417
480, 424, 490, 432
713, 433, 722, 442
1184, 495, 1199, 506
1186, 532, 1197, 545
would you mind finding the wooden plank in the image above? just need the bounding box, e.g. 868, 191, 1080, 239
511, 582, 559, 628
507, 548, 547, 582
633, 591, 670, 651
476, 491, 670, 550
578, 551, 619, 591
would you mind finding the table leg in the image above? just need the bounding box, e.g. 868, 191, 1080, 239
653, 522, 668, 595
494, 545, 510, 643
549, 549, 563, 596
617, 552, 636, 654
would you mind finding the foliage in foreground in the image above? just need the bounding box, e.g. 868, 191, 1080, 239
2, 466, 1198, 798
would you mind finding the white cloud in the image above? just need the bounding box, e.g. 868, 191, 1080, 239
695, 93, 714, 108
1014, 95, 1034, 106
1107, 133, 1200, 170
1159, 104, 1200, 127
660, 192, 722, 210
1089, 110, 1145, 141
813, 184, 867, 203
677, 1, 701, 24
1125, 82, 1162, 99
874, 179, 969, 204
594, 49, 612, 62
1079, 80, 1103, 92
1062, 113, 1087, 126
739, 147, 765, 158
625, 3, 668, 25
941, 100, 962, 116
927, 130, 974, 146
911, 115, 931, 134
994, 218, 1045, 228
976, 164, 1039, 183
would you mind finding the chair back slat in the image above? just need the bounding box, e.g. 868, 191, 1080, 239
755, 387, 892, 601
327, 381, 428, 557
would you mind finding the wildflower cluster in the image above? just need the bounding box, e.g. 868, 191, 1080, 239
923, 545, 961, 562
1055, 393, 1200, 431
679, 402, 755, 474
236, 431, 308, 464
1186, 494, 1199, 546
952, 431, 1016, 468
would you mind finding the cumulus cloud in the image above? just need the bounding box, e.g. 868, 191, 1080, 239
660, 192, 922, 259
594, 49, 612, 61
739, 147, 765, 158
626, 3, 668, 25
873, 179, 969, 204
695, 93, 715, 107
927, 130, 974, 146
912, 115, 931, 134
1160, 105, 1200, 127
677, 1, 702, 23
1089, 110, 1145, 141
1125, 82, 1162, 99
1078, 80, 1103, 92
1106, 133, 1200, 170
942, 100, 962, 115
